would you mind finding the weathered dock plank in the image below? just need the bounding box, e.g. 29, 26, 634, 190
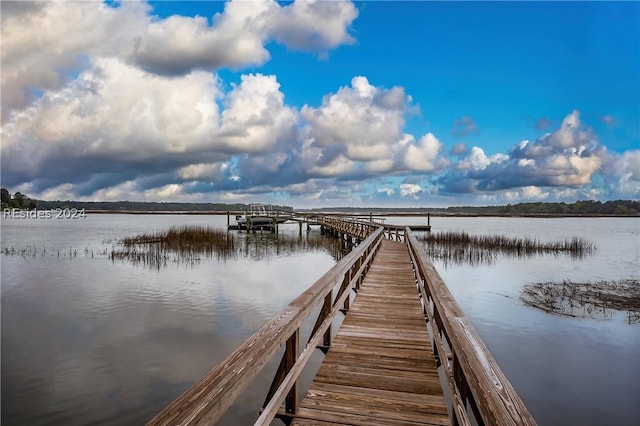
292, 239, 449, 425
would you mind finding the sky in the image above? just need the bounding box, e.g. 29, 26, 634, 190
1, 0, 639, 208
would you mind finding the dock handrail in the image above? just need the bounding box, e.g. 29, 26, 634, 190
382, 223, 406, 242
314, 216, 379, 240
313, 215, 407, 243
406, 230, 536, 425
147, 227, 385, 425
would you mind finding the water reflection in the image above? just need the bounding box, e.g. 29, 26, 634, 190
237, 230, 346, 262
1, 218, 342, 426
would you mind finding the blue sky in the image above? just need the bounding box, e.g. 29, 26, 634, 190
1, 1, 638, 207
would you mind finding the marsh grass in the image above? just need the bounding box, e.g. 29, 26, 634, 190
521, 279, 640, 324
122, 226, 235, 252
110, 226, 235, 267
419, 231, 596, 266
109, 226, 346, 268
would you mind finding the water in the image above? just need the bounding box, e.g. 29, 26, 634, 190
2, 214, 639, 425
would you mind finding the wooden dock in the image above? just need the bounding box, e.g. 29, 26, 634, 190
148, 218, 536, 426
292, 239, 448, 425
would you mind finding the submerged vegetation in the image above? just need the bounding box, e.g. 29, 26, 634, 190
521, 279, 640, 324
419, 231, 596, 267
3, 245, 108, 259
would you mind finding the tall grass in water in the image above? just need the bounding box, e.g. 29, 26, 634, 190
110, 226, 346, 268
111, 226, 236, 267
419, 231, 596, 266
123, 226, 235, 252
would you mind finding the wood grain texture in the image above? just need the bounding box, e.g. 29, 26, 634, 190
292, 240, 449, 426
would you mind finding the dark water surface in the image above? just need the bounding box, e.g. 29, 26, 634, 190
2, 215, 639, 425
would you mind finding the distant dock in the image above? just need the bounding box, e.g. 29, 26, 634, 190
227, 207, 432, 233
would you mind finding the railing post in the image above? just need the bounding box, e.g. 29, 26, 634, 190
285, 329, 299, 415
355, 256, 362, 291
342, 270, 351, 312
323, 291, 332, 348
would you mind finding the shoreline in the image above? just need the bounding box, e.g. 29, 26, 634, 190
3, 208, 636, 218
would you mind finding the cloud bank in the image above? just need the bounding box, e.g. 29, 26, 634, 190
1, 0, 637, 206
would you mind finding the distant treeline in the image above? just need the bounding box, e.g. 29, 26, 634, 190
1, 188, 293, 213
305, 200, 640, 216
35, 200, 294, 213
443, 200, 639, 216
1, 188, 38, 209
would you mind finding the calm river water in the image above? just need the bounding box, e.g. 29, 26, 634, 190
1, 214, 639, 425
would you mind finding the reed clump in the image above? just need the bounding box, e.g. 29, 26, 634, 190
419, 231, 596, 266
111, 226, 236, 267
521, 279, 640, 324
123, 226, 235, 252
110, 226, 344, 268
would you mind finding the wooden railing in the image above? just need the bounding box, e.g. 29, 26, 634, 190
147, 227, 385, 426
406, 230, 536, 426
315, 216, 378, 240
382, 223, 406, 242
313, 216, 406, 243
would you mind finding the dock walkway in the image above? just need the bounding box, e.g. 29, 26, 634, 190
148, 217, 536, 426
292, 239, 448, 425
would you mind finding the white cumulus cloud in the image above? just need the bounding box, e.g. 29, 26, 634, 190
2, 58, 221, 182
400, 183, 422, 198
403, 133, 450, 172
269, 0, 358, 52
1, 58, 298, 195
1, 0, 149, 119
1, 0, 358, 120
177, 163, 229, 182
602, 150, 640, 197
219, 74, 297, 153
457, 146, 508, 171
301, 76, 411, 162
438, 110, 611, 199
